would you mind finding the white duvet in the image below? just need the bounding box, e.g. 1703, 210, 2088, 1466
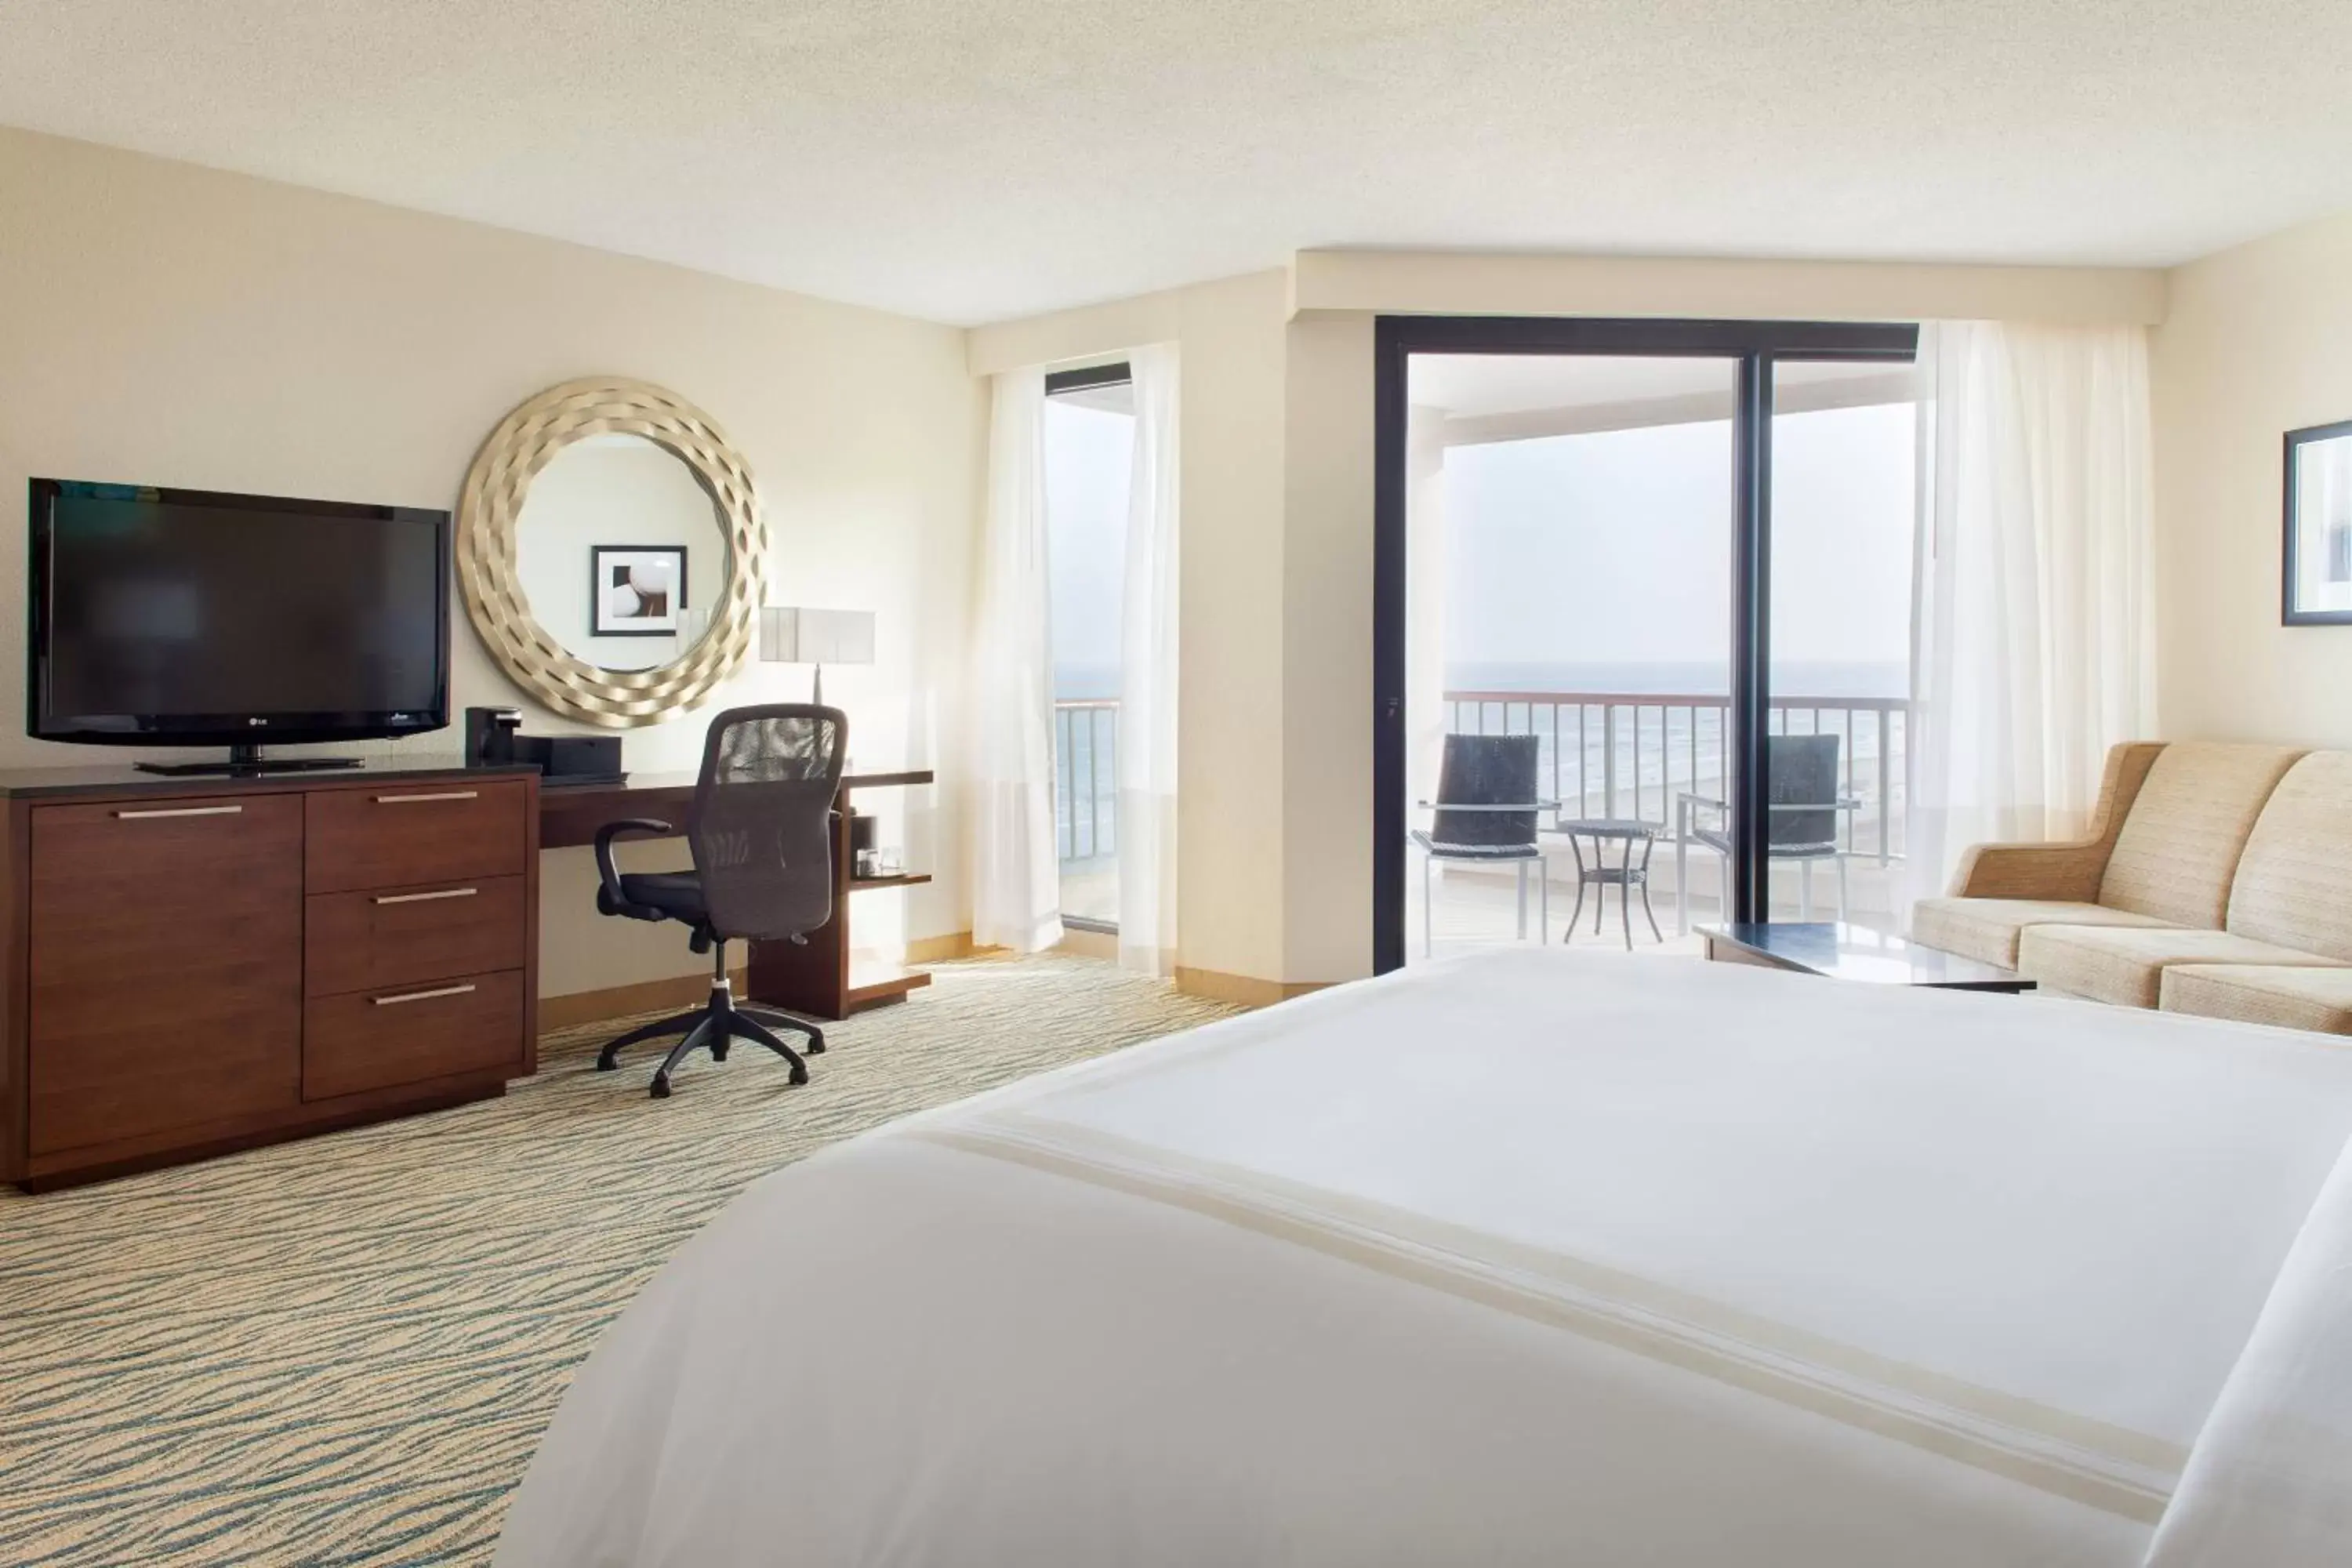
495, 949, 2352, 1566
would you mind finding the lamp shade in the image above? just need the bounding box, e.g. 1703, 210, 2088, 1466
760, 606, 876, 667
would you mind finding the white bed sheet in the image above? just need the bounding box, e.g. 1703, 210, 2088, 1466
495, 949, 2352, 1567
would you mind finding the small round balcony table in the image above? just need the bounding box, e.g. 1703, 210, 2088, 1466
1553, 818, 1663, 949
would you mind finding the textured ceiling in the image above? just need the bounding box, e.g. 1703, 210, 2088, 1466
2, 1, 2347, 325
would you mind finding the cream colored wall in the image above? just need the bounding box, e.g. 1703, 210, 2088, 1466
0, 127, 983, 1000
1291, 249, 2170, 325
1279, 313, 1376, 981
1168, 274, 1292, 987
2152, 212, 2352, 749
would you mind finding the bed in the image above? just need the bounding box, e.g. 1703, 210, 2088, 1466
493, 949, 2352, 1566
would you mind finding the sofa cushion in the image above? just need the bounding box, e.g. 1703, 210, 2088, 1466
2018, 924, 2347, 1009
2225, 751, 2352, 962
2159, 964, 2352, 1036
1910, 898, 2176, 969
2097, 742, 2306, 927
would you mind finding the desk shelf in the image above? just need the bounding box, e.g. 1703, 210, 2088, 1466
850, 872, 932, 891
848, 963, 933, 1008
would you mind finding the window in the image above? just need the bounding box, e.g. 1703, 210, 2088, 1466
1043, 364, 1134, 930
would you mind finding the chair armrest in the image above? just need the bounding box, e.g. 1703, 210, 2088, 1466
1677, 790, 1726, 838
1947, 839, 2112, 902
593, 818, 675, 913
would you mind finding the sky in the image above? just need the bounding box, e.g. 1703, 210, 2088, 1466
1440, 402, 1915, 695
1044, 394, 1917, 702
1044, 397, 1133, 700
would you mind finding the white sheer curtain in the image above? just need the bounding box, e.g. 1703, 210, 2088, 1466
1905, 321, 2158, 914
970, 367, 1064, 953
1406, 405, 1451, 813
1116, 345, 1180, 976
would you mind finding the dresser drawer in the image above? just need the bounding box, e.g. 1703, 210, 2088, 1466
306, 874, 527, 997
28, 793, 303, 1154
306, 779, 526, 895
303, 969, 525, 1102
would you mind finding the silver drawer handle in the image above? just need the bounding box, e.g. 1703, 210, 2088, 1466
373, 887, 479, 906
114, 804, 244, 820
374, 790, 479, 804
372, 982, 477, 1007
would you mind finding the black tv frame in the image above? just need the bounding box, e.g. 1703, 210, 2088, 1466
27, 478, 452, 772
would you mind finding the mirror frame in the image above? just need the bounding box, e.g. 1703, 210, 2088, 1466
457, 378, 766, 726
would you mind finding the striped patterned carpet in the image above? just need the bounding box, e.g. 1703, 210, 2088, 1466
0, 956, 1238, 1567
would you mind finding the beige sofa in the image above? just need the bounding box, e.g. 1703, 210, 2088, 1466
1911, 741, 2352, 1033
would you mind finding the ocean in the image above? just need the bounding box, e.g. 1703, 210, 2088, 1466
1055, 659, 1909, 703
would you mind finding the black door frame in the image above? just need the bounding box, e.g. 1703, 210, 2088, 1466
1371, 315, 1918, 975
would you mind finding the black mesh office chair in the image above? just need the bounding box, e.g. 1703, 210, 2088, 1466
592, 703, 847, 1098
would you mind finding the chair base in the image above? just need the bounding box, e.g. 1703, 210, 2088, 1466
596, 943, 826, 1098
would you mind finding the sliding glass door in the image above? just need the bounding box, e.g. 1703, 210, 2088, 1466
1372, 318, 1918, 974
1396, 352, 1737, 961
1764, 359, 1920, 931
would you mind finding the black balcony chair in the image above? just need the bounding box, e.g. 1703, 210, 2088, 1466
592, 703, 846, 1098
1674, 732, 1853, 934
1410, 733, 1559, 958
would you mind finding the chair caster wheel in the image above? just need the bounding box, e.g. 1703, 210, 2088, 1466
805, 1036, 827, 1055
789, 1064, 809, 1086
712, 1043, 730, 1062
650, 1076, 672, 1099
595, 1057, 618, 1073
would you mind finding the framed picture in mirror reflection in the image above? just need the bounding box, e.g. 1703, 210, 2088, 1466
591, 544, 689, 637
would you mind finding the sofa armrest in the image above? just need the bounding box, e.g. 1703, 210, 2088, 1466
1942, 741, 2169, 900
1948, 839, 2114, 901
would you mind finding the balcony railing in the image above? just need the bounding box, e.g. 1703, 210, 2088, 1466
1057, 689, 1909, 867
1054, 699, 1120, 863
1442, 691, 1908, 863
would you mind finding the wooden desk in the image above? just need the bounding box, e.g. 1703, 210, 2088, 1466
539, 768, 936, 1020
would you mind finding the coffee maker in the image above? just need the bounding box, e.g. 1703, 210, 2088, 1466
463, 706, 525, 766
463, 706, 626, 784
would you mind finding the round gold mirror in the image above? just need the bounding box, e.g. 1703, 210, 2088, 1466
456, 378, 766, 727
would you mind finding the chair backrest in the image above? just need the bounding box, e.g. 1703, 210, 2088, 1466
1431, 733, 1540, 849
688, 703, 848, 941
1766, 734, 1841, 851
2100, 741, 2306, 927
2223, 750, 2352, 960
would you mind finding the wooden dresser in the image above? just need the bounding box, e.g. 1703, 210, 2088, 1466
0, 759, 539, 1190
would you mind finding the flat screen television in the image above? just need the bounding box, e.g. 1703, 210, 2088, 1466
27, 478, 450, 773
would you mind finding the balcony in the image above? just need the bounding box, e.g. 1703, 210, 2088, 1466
1055, 691, 1909, 952
1425, 691, 1907, 958
1054, 699, 1120, 926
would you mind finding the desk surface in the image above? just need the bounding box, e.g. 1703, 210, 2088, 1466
537, 768, 935, 849
540, 768, 933, 795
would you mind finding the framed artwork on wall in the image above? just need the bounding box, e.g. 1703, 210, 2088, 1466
2285, 419, 2352, 626
590, 544, 688, 637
